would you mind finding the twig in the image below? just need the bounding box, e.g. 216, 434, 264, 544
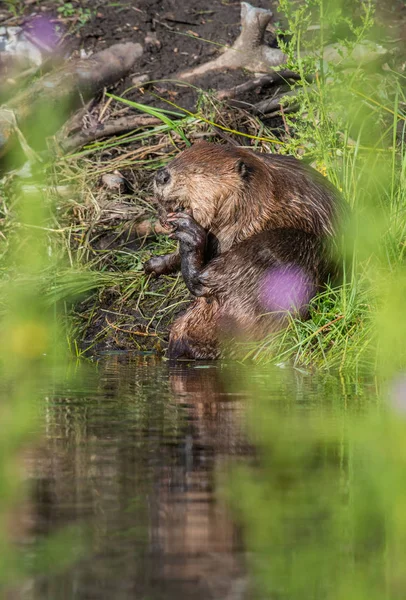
99, 96, 113, 122
280, 104, 290, 135
264, 104, 300, 119
217, 70, 308, 100
55, 115, 162, 154
58, 97, 98, 137
253, 87, 315, 115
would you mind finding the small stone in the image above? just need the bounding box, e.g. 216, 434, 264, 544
131, 74, 149, 86
102, 172, 127, 192
144, 31, 161, 52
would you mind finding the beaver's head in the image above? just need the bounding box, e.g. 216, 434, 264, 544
153, 142, 260, 230
153, 141, 342, 244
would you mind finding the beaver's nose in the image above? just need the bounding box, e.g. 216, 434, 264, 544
155, 168, 171, 186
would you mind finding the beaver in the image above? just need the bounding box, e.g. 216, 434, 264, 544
144, 142, 346, 359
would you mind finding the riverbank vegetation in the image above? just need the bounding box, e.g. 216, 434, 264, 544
0, 0, 405, 373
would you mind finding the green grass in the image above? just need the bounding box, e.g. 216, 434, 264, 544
230, 0, 406, 373
1, 0, 405, 372
241, 282, 374, 372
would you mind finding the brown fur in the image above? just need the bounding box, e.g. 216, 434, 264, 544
148, 142, 346, 359
155, 142, 342, 250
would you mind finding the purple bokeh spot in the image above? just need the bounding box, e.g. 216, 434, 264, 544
23, 16, 62, 52
259, 265, 314, 314
390, 375, 406, 415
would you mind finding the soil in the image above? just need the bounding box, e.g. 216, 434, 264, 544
75, 0, 285, 110
2, 0, 405, 113
1, 0, 281, 111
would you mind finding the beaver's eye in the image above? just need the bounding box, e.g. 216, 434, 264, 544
155, 168, 171, 186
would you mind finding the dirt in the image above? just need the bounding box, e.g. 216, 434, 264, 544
70, 0, 279, 94
0, 0, 295, 114
2, 0, 404, 117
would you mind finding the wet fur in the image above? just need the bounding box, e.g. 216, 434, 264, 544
145, 142, 346, 359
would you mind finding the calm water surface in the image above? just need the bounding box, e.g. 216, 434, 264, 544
19, 356, 249, 600
14, 356, 384, 600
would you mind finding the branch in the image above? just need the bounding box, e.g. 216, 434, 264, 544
252, 89, 302, 115
55, 114, 161, 154
217, 70, 305, 100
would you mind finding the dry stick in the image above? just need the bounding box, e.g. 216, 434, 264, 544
60, 97, 98, 137
252, 87, 315, 115
264, 104, 300, 120
56, 114, 161, 154
252, 89, 299, 115
217, 70, 308, 101
0, 42, 143, 158
279, 103, 292, 135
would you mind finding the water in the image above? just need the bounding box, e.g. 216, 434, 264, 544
7, 357, 406, 600
16, 357, 247, 600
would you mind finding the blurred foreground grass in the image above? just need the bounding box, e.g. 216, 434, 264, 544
0, 180, 86, 586
224, 366, 406, 600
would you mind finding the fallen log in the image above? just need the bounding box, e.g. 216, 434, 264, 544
0, 42, 143, 158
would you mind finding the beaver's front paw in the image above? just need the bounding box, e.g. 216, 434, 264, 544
166, 212, 206, 251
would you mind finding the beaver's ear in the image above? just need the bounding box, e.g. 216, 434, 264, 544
236, 159, 251, 179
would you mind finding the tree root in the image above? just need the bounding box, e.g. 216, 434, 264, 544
178, 0, 387, 88
178, 2, 286, 80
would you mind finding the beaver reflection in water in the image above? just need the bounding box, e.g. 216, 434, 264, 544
144, 142, 346, 359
